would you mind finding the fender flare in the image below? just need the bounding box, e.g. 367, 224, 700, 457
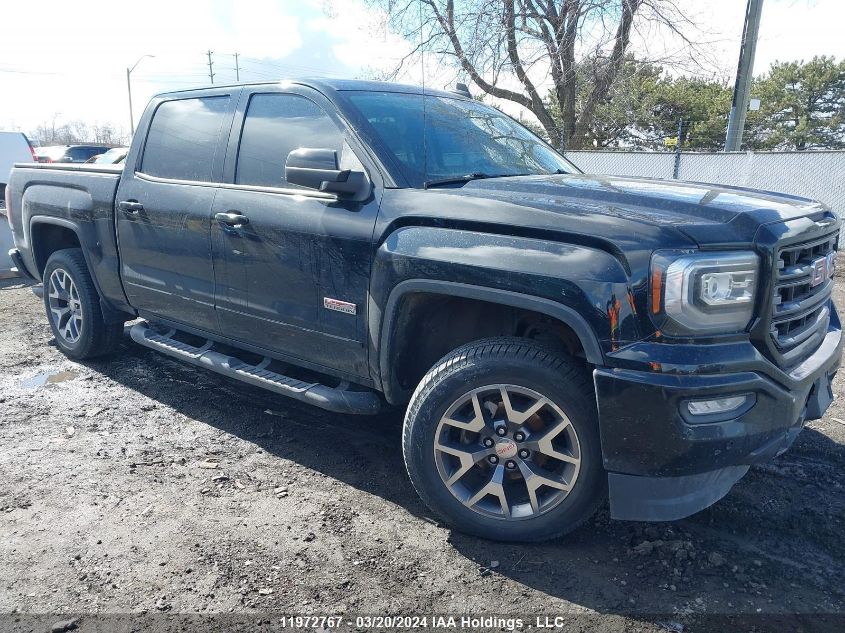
28, 216, 128, 324
28, 216, 87, 276
377, 279, 604, 404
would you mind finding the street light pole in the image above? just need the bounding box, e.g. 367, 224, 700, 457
127, 55, 155, 137
126, 68, 135, 137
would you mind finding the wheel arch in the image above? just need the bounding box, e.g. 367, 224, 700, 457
29, 216, 83, 278
30, 216, 130, 325
377, 280, 604, 405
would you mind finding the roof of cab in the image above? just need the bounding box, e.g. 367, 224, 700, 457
154, 77, 468, 101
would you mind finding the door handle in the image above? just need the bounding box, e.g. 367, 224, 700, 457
118, 200, 144, 215
215, 211, 249, 228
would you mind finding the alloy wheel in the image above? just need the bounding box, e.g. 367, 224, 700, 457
433, 384, 581, 520
47, 268, 83, 344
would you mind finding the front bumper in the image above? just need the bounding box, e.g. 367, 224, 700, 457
594, 313, 842, 521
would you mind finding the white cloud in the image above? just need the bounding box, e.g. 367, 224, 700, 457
414, 0, 845, 128
308, 1, 408, 74
630, 0, 845, 81
738, 0, 845, 73
0, 1, 308, 136
0, 0, 842, 139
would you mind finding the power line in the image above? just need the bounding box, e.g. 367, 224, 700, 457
238, 67, 281, 80
240, 57, 336, 77
0, 67, 61, 76
131, 78, 209, 86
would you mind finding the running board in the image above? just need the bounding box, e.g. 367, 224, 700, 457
129, 322, 381, 415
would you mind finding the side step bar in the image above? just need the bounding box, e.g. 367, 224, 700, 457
129, 322, 381, 415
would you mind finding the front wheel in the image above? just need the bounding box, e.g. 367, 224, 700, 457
42, 248, 123, 360
402, 338, 606, 542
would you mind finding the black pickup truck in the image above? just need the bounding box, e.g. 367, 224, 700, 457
5, 79, 842, 541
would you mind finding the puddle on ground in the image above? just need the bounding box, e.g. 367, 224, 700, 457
21, 369, 78, 389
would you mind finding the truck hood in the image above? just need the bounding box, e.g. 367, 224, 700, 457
456, 173, 831, 245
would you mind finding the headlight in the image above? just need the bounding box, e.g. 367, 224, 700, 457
650, 251, 759, 335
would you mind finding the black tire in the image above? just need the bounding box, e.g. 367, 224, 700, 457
403, 337, 606, 542
42, 248, 123, 360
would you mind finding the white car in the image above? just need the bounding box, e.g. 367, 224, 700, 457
0, 131, 35, 195
1, 132, 35, 275
89, 146, 130, 164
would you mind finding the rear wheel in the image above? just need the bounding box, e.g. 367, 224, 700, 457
43, 248, 123, 359
403, 338, 605, 542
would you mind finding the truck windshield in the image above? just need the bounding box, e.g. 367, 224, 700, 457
344, 91, 579, 188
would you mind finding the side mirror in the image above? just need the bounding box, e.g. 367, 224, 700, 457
285, 148, 367, 197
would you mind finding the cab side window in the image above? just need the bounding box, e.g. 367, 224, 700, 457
236, 93, 344, 189
141, 96, 231, 182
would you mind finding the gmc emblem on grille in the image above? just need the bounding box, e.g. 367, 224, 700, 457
811, 253, 836, 287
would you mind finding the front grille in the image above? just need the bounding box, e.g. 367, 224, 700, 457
770, 230, 838, 363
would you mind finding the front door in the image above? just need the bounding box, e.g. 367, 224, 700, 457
211, 89, 380, 379
116, 92, 235, 333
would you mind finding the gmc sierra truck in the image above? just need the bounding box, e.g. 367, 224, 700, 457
5, 80, 842, 542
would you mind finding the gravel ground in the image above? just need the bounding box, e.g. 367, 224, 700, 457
1, 276, 844, 633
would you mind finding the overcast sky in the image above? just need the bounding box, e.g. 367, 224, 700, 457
0, 0, 842, 140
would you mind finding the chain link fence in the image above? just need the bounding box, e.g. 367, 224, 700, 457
3, 150, 844, 276
565, 150, 845, 213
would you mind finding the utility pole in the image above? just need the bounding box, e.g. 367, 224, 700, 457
206, 50, 215, 84
233, 53, 240, 82
725, 0, 764, 151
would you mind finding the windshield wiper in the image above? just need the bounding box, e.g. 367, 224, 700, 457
423, 172, 532, 189
423, 172, 493, 189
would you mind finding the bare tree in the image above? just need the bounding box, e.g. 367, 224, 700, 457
91, 123, 125, 146
31, 117, 129, 147
374, 0, 706, 149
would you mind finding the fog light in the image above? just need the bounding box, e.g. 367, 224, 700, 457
686, 395, 750, 416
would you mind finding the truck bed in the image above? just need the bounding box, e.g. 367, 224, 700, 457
7, 162, 127, 311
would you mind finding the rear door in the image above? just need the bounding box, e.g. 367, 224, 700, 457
116, 91, 237, 333
211, 86, 382, 379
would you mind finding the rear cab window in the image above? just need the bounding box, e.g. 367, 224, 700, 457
141, 95, 232, 182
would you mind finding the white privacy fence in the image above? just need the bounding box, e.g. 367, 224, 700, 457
564, 150, 845, 213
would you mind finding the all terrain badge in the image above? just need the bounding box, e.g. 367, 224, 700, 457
323, 297, 357, 315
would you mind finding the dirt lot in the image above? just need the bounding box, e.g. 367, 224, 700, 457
1, 275, 844, 633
